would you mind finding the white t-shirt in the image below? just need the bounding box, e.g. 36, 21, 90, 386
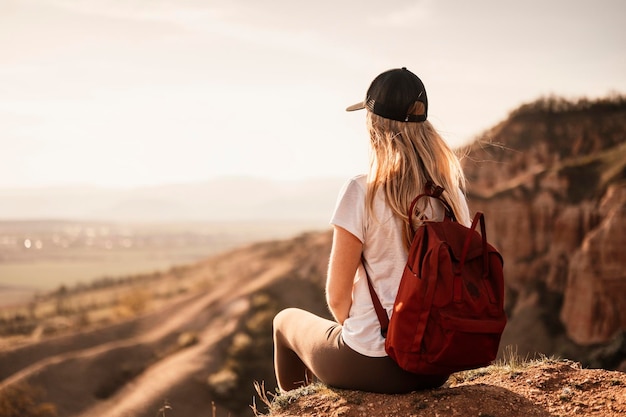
330, 174, 470, 357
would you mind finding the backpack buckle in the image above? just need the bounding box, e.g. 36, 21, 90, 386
425, 180, 444, 198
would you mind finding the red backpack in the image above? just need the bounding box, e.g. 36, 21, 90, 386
366, 182, 507, 375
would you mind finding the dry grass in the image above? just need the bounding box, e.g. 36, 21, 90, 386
252, 381, 333, 416
0, 383, 57, 417
449, 344, 560, 385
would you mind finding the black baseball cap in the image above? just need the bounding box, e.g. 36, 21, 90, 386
346, 67, 428, 122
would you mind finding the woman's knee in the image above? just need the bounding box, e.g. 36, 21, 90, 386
273, 308, 302, 337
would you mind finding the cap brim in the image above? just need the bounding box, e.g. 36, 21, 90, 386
346, 101, 365, 112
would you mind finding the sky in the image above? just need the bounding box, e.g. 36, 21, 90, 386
1, 0, 625, 189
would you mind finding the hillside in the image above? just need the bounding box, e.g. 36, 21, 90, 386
0, 231, 333, 417
1, 229, 624, 417
460, 95, 626, 366
0, 95, 625, 417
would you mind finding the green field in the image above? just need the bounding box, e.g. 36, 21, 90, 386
0, 245, 219, 292
0, 219, 323, 300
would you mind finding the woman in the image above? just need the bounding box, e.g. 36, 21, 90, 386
273, 67, 471, 393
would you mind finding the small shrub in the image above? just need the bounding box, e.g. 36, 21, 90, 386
207, 369, 238, 396
177, 332, 199, 349
117, 289, 150, 316
252, 381, 331, 415
0, 383, 57, 417
228, 332, 253, 356
245, 310, 274, 335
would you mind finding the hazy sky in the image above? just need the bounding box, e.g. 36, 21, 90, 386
1, 0, 624, 188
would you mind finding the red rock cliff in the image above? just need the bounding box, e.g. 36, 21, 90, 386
460, 96, 626, 363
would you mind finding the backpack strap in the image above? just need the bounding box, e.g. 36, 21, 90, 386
361, 180, 446, 338
408, 180, 456, 223
363, 256, 389, 338
456, 211, 497, 304
365, 181, 450, 339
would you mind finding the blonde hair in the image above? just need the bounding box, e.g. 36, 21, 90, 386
365, 109, 468, 249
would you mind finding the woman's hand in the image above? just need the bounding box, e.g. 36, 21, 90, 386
326, 225, 363, 324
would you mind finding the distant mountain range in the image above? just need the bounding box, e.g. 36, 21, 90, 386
0, 177, 348, 224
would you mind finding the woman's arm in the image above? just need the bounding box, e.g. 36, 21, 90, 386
326, 225, 363, 324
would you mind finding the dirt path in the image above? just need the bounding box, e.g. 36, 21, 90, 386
0, 250, 294, 417
76, 260, 293, 417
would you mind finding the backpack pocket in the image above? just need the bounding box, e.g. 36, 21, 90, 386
421, 312, 506, 372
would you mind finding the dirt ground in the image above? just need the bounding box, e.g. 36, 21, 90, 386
263, 360, 626, 417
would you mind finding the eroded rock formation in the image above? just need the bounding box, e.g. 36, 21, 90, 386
460, 96, 626, 360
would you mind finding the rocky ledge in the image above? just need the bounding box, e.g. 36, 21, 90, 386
259, 359, 626, 417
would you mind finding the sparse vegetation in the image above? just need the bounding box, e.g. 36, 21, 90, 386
207, 292, 281, 414
0, 257, 219, 342
0, 383, 57, 417
176, 331, 199, 349
116, 288, 151, 316
509, 94, 626, 118
252, 381, 337, 416
208, 368, 239, 396
449, 345, 560, 385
